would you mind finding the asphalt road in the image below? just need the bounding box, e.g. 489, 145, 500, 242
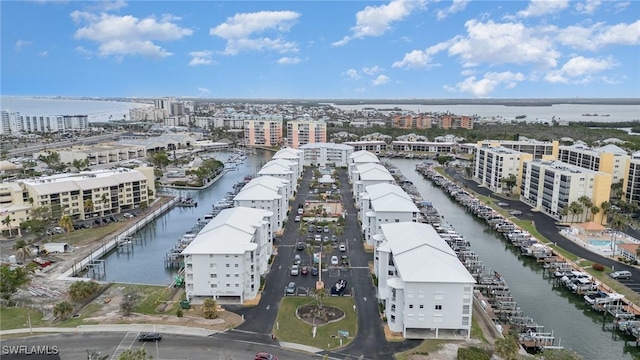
0, 333, 310, 360
225, 167, 419, 360
444, 167, 640, 296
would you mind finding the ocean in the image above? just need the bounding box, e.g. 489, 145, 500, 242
0, 96, 152, 122
331, 103, 640, 123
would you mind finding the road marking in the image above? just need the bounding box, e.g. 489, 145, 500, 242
110, 332, 139, 360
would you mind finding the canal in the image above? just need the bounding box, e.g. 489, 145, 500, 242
100, 150, 272, 285
391, 159, 640, 360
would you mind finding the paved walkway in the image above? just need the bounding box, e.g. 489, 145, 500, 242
0, 324, 218, 337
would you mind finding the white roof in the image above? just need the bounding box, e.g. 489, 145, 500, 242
356, 163, 394, 181
268, 158, 296, 168
182, 206, 270, 255
300, 142, 354, 151
364, 183, 411, 201
349, 150, 380, 163
242, 176, 289, 192
380, 222, 475, 284
234, 185, 281, 201
274, 147, 303, 156
597, 144, 629, 155
370, 193, 419, 213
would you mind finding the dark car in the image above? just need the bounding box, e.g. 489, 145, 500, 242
311, 267, 319, 276
301, 266, 309, 275
138, 333, 162, 342
255, 352, 278, 360
296, 242, 305, 250
285, 282, 296, 295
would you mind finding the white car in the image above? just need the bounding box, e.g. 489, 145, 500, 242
294, 215, 301, 222
297, 208, 304, 215
290, 264, 300, 276
339, 244, 346, 252
330, 256, 339, 266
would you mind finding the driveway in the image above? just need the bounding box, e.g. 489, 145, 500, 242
444, 167, 640, 296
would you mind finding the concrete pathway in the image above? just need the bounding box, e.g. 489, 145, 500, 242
0, 324, 218, 337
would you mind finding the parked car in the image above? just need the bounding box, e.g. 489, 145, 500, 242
610, 271, 632, 280
290, 264, 299, 276
339, 243, 347, 252
138, 333, 162, 342
294, 254, 301, 265
255, 353, 278, 360
330, 256, 339, 266
297, 208, 304, 215
324, 226, 329, 233
315, 234, 322, 242
509, 210, 523, 216
301, 266, 309, 275
497, 202, 509, 207
311, 267, 319, 276
331, 235, 337, 242
317, 226, 323, 233
285, 282, 296, 296
308, 225, 315, 233
296, 242, 305, 250
294, 215, 301, 222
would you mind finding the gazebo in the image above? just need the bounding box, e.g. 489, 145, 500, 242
318, 175, 335, 184
573, 221, 606, 236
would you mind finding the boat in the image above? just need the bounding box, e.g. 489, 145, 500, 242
176, 197, 198, 207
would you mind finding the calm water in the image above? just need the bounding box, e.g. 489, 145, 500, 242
99, 150, 272, 285
334, 103, 640, 123
391, 158, 640, 360
0, 96, 151, 122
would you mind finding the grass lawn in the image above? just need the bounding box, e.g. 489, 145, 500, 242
115, 284, 177, 315
56, 303, 101, 328
0, 306, 46, 330
470, 316, 487, 343
394, 339, 448, 360
273, 296, 356, 351
49, 223, 122, 246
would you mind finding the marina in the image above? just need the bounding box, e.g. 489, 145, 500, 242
390, 158, 640, 359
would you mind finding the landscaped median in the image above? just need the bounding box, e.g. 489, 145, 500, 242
273, 296, 356, 350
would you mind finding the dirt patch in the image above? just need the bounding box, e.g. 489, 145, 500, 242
407, 341, 488, 360
296, 304, 344, 326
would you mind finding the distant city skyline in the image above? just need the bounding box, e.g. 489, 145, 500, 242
1, 1, 639, 99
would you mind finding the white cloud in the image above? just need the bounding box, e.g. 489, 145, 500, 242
332, 0, 426, 46
614, 1, 630, 13
574, 0, 602, 14
72, 11, 193, 59
75, 46, 93, 59
518, 0, 569, 18
448, 20, 560, 69
556, 20, 640, 51
277, 56, 301, 65
392, 40, 454, 68
15, 40, 31, 51
436, 0, 470, 20
345, 69, 361, 80
362, 65, 382, 75
210, 11, 300, 55
197, 87, 211, 97
371, 74, 391, 86
544, 56, 617, 83
188, 50, 214, 66
38, 51, 48, 57
355, 87, 366, 93
456, 71, 526, 97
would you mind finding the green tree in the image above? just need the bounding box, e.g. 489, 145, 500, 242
86, 349, 108, 360
494, 334, 520, 360
72, 159, 89, 172
0, 263, 36, 301
53, 300, 74, 320
150, 152, 170, 169
120, 291, 138, 317
202, 298, 218, 319
0, 148, 9, 160
590, 205, 600, 222
568, 201, 583, 223
59, 215, 73, 240
501, 174, 518, 195
2, 215, 14, 238
559, 207, 570, 223
310, 287, 328, 309
577, 195, 593, 222
117, 348, 153, 360
84, 199, 94, 218
68, 280, 100, 302
13, 239, 32, 261
600, 201, 612, 225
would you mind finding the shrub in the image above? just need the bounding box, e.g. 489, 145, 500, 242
592, 263, 605, 271
372, 274, 379, 286
457, 347, 490, 360
176, 308, 183, 317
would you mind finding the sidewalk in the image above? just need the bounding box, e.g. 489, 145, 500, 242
278, 341, 323, 354
0, 324, 219, 337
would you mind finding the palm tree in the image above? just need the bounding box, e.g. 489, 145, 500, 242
577, 195, 593, 222
559, 207, 570, 223
59, 215, 73, 241
590, 205, 600, 222
13, 239, 32, 260
100, 193, 109, 224
84, 199, 94, 218
53, 301, 74, 320
609, 214, 627, 254
600, 201, 612, 225
568, 201, 583, 223
2, 215, 13, 238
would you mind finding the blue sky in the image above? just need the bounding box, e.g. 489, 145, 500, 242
1, 0, 639, 98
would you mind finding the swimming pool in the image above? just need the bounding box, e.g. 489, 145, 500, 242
588, 239, 622, 246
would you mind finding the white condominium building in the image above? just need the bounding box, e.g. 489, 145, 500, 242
352, 163, 395, 205
271, 148, 304, 178
473, 146, 532, 195
347, 150, 381, 183
181, 207, 272, 304
299, 143, 354, 167
520, 159, 612, 223
0, 111, 89, 135
257, 160, 297, 199
557, 144, 630, 183
360, 183, 419, 246
234, 176, 289, 234
376, 222, 475, 339
476, 139, 558, 159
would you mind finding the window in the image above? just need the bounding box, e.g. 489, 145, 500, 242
235, 274, 239, 278
210, 284, 217, 288
419, 305, 424, 309
226, 274, 230, 278
226, 284, 230, 287
210, 263, 216, 268
388, 270, 394, 276
390, 315, 395, 322
226, 264, 230, 268
235, 264, 239, 268
235, 284, 240, 288
435, 305, 442, 311
462, 317, 470, 326
409, 304, 413, 309
463, 305, 470, 314
210, 274, 216, 278
395, 219, 400, 223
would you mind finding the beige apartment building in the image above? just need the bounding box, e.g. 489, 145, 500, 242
244, 118, 284, 147
286, 118, 327, 149
33, 144, 147, 166
557, 144, 630, 183
0, 167, 156, 237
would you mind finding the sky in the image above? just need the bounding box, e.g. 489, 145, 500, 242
1, 0, 639, 99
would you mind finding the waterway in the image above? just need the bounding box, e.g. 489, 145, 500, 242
99, 150, 272, 285
390, 158, 640, 360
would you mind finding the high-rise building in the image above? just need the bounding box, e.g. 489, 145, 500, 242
244, 119, 283, 146
286, 117, 327, 149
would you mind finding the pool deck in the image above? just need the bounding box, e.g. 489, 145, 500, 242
560, 228, 640, 257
